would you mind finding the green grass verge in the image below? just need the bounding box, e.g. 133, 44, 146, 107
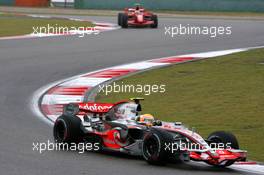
96, 48, 264, 162
154, 10, 264, 17
0, 14, 94, 37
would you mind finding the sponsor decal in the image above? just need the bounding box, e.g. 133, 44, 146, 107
79, 103, 113, 112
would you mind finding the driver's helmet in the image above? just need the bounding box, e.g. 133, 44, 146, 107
134, 3, 141, 10
137, 114, 154, 126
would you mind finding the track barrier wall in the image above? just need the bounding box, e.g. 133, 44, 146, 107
74, 0, 264, 12
15, 0, 49, 7
0, 0, 15, 6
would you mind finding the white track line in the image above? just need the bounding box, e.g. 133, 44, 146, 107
231, 164, 264, 174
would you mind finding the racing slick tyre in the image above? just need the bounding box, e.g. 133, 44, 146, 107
118, 13, 123, 26
53, 114, 83, 143
142, 128, 174, 165
121, 14, 128, 28
150, 15, 158, 28
207, 131, 240, 167
207, 131, 239, 149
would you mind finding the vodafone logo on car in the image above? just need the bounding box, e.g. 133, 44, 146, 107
79, 103, 113, 112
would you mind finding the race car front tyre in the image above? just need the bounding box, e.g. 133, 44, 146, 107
118, 13, 123, 26
142, 128, 173, 165
207, 131, 239, 149
53, 114, 82, 143
150, 15, 158, 28
207, 131, 240, 167
121, 14, 128, 28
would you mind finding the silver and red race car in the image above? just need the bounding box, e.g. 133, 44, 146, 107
118, 4, 158, 28
53, 98, 247, 167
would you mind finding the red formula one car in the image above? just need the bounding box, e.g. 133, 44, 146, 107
53, 98, 247, 167
118, 4, 158, 28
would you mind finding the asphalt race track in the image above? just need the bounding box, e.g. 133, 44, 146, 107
0, 16, 264, 175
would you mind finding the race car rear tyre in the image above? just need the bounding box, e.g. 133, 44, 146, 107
142, 128, 173, 165
118, 13, 123, 26
121, 14, 128, 28
150, 15, 158, 28
207, 131, 239, 149
53, 114, 82, 143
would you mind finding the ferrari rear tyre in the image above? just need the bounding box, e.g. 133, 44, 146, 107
150, 15, 158, 28
53, 114, 82, 143
142, 128, 173, 165
121, 14, 128, 28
